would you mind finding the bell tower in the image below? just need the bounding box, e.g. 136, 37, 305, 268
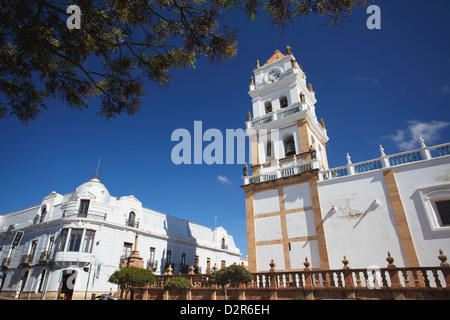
242, 45, 330, 272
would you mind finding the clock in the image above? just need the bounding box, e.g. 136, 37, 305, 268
266, 68, 282, 83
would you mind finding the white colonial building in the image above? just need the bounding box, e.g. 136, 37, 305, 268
243, 46, 450, 273
0, 176, 241, 299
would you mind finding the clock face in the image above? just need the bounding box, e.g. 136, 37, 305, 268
266, 68, 282, 83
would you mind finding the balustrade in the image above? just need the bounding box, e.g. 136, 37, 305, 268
145, 250, 449, 298
319, 141, 450, 182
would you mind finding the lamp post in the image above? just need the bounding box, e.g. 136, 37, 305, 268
83, 263, 92, 300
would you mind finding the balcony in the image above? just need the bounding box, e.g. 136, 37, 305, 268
147, 260, 158, 271
1, 258, 12, 270
320, 141, 450, 182
62, 210, 107, 221
244, 159, 319, 185
20, 254, 34, 267
125, 219, 139, 229
38, 251, 53, 265
249, 102, 307, 128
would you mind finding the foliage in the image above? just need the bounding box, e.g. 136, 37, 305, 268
108, 266, 156, 293
163, 276, 192, 291
208, 264, 253, 299
0, 0, 370, 123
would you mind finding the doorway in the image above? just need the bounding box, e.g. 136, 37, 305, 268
58, 269, 76, 300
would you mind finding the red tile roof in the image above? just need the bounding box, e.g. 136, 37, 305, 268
264, 50, 285, 66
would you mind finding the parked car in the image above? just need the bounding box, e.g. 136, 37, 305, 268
92, 294, 121, 300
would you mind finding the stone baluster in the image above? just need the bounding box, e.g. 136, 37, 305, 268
303, 257, 313, 288
438, 249, 450, 287
419, 136, 431, 160
269, 259, 277, 288
165, 265, 173, 275
303, 257, 314, 300
342, 256, 354, 288
379, 145, 390, 168
386, 251, 401, 287
346, 153, 355, 175
386, 252, 407, 299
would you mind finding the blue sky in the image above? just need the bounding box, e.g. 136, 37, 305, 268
1, 0, 449, 259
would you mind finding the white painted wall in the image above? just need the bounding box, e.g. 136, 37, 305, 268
254, 189, 279, 215
283, 183, 311, 210
391, 157, 450, 267
318, 171, 405, 269
0, 178, 241, 299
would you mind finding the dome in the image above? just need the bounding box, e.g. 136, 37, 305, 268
69, 178, 111, 204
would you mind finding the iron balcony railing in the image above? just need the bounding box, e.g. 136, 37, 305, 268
62, 210, 107, 221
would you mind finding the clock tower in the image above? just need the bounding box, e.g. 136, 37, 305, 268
242, 45, 330, 272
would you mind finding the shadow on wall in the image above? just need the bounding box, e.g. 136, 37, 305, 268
161, 216, 198, 275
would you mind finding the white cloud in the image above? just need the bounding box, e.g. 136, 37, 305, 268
355, 76, 379, 86
428, 84, 450, 95
385, 120, 450, 151
217, 175, 232, 185
440, 85, 450, 95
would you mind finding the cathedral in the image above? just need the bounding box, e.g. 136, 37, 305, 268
242, 46, 450, 273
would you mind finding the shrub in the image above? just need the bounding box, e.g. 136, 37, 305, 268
163, 276, 192, 291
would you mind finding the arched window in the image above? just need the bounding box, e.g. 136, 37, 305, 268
39, 206, 47, 223
221, 238, 226, 249
284, 134, 296, 157
280, 95, 288, 108
128, 211, 136, 227
300, 93, 305, 103
264, 101, 272, 114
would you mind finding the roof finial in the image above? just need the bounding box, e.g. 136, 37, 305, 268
286, 44, 292, 55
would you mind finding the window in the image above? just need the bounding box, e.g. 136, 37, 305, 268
221, 260, 226, 269
67, 229, 83, 252
37, 269, 47, 293
149, 247, 156, 264
194, 255, 199, 273
123, 242, 133, 258
266, 140, 273, 160
57, 229, 69, 251
206, 258, 211, 273
78, 200, 90, 217
436, 200, 450, 226
39, 207, 47, 223
221, 238, 226, 249
195, 255, 199, 268
29, 240, 38, 261
419, 187, 450, 231
128, 212, 136, 227
83, 230, 96, 253
181, 253, 186, 266
48, 236, 55, 254
280, 95, 288, 108
264, 101, 272, 114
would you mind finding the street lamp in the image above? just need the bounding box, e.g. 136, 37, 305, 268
83, 263, 92, 300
